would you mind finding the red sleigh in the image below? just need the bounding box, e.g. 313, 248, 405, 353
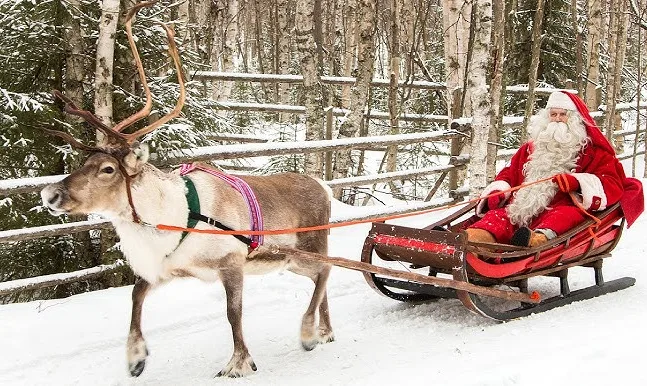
360, 201, 633, 321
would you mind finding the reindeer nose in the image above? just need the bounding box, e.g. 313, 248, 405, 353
41, 185, 63, 209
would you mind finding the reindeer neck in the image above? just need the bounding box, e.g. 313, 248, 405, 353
118, 165, 188, 227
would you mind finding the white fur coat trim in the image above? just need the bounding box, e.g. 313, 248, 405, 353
476, 180, 512, 217
571, 172, 607, 211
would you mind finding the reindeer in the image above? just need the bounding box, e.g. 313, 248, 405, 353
40, 1, 333, 378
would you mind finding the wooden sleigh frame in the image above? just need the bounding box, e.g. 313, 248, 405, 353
360, 202, 635, 321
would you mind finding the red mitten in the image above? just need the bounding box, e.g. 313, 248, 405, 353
553, 173, 580, 192
486, 190, 505, 210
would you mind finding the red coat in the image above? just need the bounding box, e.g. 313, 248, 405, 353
497, 142, 624, 212
471, 141, 626, 243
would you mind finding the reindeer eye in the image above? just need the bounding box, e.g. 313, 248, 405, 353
102, 166, 115, 174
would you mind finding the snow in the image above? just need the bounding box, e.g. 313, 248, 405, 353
1, 172, 646, 385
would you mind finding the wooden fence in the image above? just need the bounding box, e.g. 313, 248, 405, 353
1, 73, 646, 297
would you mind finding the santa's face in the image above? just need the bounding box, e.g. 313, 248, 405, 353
548, 108, 569, 123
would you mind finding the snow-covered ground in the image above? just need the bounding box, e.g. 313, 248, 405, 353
1, 176, 646, 386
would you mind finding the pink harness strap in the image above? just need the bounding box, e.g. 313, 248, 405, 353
179, 163, 264, 246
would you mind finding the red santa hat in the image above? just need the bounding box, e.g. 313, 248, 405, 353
557, 91, 615, 155
557, 91, 644, 227
546, 91, 577, 111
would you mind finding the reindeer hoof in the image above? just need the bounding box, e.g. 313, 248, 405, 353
129, 360, 146, 377
319, 331, 335, 344
215, 357, 257, 377
301, 339, 318, 351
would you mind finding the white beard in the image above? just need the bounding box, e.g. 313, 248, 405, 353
506, 111, 589, 227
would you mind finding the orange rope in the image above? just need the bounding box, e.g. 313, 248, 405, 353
553, 174, 602, 239
155, 176, 558, 236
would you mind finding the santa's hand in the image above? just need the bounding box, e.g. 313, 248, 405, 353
553, 173, 580, 192
485, 190, 506, 210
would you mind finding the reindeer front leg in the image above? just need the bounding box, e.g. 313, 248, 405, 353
216, 266, 257, 377
127, 278, 151, 377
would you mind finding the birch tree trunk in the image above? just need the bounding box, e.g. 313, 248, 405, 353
340, 0, 358, 110
487, 0, 505, 182
334, 0, 376, 184
570, 0, 583, 94
521, 0, 545, 141
586, 0, 602, 107
468, 0, 492, 197
603, 0, 627, 143
443, 0, 473, 117
295, 0, 325, 177
276, 0, 293, 121
213, 0, 239, 101
94, 0, 121, 130
386, 0, 401, 179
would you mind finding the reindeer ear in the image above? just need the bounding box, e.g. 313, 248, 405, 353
123, 142, 149, 173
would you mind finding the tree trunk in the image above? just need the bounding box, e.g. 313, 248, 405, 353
570, 0, 583, 95
468, 0, 493, 197
443, 0, 473, 192
276, 0, 293, 121
603, 0, 628, 145
443, 0, 473, 117
386, 0, 401, 182
334, 0, 376, 186
295, 0, 325, 177
488, 0, 505, 182
94, 0, 121, 130
340, 0, 358, 110
585, 0, 602, 107
521, 0, 545, 141
213, 0, 239, 101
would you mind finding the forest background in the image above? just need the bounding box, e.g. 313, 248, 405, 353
1, 0, 646, 302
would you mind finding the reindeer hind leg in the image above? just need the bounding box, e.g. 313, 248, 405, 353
216, 265, 257, 377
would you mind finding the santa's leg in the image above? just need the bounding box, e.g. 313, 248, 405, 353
466, 208, 515, 243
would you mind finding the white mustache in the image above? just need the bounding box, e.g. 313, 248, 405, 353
537, 122, 573, 143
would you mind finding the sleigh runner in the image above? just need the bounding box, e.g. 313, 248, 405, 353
358, 201, 634, 321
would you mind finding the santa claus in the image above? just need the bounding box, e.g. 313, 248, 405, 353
466, 91, 643, 247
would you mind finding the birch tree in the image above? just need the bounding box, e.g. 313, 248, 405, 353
385, 0, 401, 179
334, 0, 377, 182
339, 0, 358, 110
443, 0, 473, 117
276, 0, 293, 118
604, 0, 629, 145
468, 0, 492, 196
487, 0, 505, 182
586, 0, 603, 107
295, 0, 325, 177
94, 0, 121, 129
521, 0, 545, 141
213, 0, 239, 101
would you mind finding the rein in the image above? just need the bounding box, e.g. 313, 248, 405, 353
117, 162, 142, 224
156, 176, 561, 237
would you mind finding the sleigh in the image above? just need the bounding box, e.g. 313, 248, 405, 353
360, 201, 635, 321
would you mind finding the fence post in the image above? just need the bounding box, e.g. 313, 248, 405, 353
325, 107, 333, 180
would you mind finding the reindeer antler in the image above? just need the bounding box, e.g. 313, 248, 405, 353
111, 0, 158, 133
45, 0, 186, 149
121, 21, 187, 143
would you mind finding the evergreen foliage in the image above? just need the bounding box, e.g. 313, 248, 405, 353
0, 0, 229, 302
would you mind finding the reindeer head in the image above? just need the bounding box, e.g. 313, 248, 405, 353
41, 0, 185, 222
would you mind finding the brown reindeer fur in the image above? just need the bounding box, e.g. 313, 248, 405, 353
42, 152, 334, 378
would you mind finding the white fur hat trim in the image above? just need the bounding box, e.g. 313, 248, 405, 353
546, 91, 577, 111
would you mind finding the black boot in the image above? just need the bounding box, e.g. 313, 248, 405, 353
510, 227, 531, 247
